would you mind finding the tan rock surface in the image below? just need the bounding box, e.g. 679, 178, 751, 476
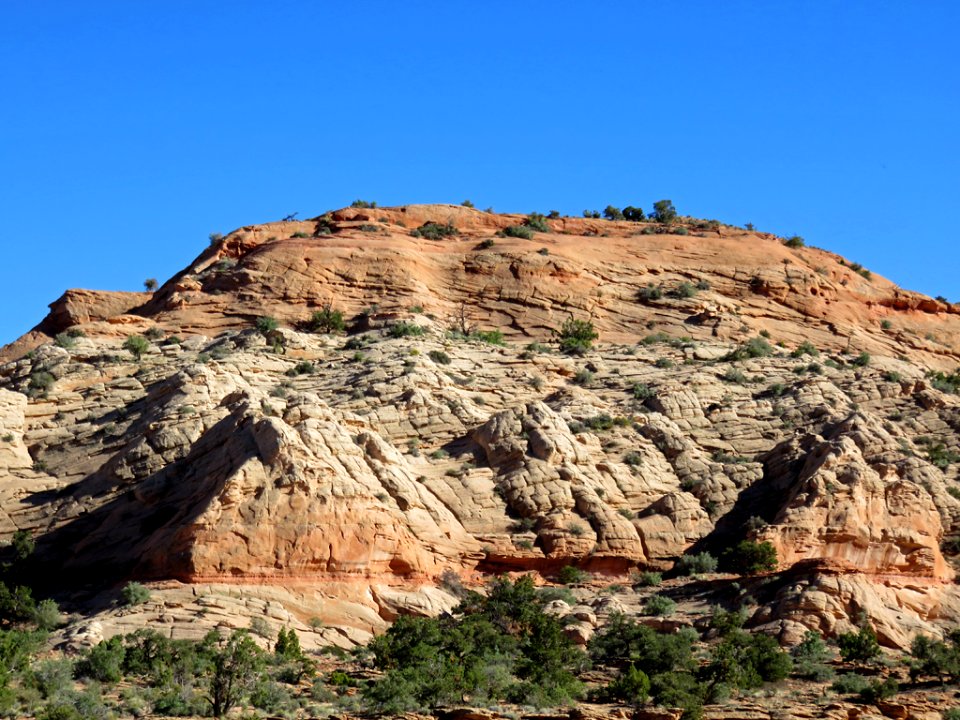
1, 204, 960, 652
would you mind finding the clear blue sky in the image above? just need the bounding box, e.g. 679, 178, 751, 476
2, 1, 958, 346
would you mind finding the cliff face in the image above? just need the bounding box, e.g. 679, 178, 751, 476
1, 204, 959, 648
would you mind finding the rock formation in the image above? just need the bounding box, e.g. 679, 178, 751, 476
1, 204, 959, 649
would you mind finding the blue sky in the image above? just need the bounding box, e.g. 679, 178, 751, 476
1, 1, 958, 346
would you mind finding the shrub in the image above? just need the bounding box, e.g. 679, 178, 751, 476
643, 595, 676, 616
123, 335, 150, 360
831, 672, 870, 695
651, 199, 677, 224
461, 199, 474, 208
428, 350, 451, 365
33, 598, 62, 631
725, 336, 774, 360
852, 352, 871, 367
502, 225, 535, 239
791, 630, 834, 680
364, 576, 585, 711
526, 213, 551, 232
603, 205, 624, 221
388, 322, 426, 338
477, 238, 495, 249
209, 232, 224, 245
722, 540, 778, 574
589, 613, 697, 677
121, 581, 151, 606
144, 326, 165, 340
351, 199, 377, 208
558, 566, 586, 585
632, 383, 654, 400
28, 371, 55, 396
583, 209, 601, 219
722, 368, 747, 384
791, 341, 819, 358
205, 629, 265, 717
411, 221, 457, 239
859, 677, 899, 703
557, 317, 598, 355
310, 306, 346, 333
837, 621, 880, 663
76, 636, 125, 683
672, 281, 697, 299
572, 369, 594, 387
676, 552, 718, 575
288, 360, 315, 376
907, 632, 960, 681
704, 631, 792, 690
622, 206, 645, 221
650, 671, 706, 720
784, 235, 805, 248
605, 664, 650, 705
634, 571, 662, 587
637, 284, 663, 302
54, 332, 76, 349
143, 278, 159, 291
255, 316, 279, 335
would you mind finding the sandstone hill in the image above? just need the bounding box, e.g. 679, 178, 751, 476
1, 203, 960, 661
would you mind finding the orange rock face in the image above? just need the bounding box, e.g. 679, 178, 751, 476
1, 204, 959, 647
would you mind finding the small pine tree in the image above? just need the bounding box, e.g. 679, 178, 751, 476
838, 620, 881, 664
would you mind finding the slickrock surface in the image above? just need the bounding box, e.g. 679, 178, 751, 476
2, 204, 960, 659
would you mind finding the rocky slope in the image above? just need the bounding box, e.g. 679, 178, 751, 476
1, 204, 959, 653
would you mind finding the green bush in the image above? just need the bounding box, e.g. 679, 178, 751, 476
502, 225, 535, 240
604, 664, 649, 705
837, 621, 880, 663
784, 235, 805, 248
672, 281, 697, 299
205, 629, 265, 717
722, 540, 778, 574
27, 371, 55, 396
852, 351, 871, 367
791, 341, 819, 358
123, 335, 150, 360
907, 631, 960, 681
428, 350, 451, 365
53, 332, 76, 349
637, 284, 663, 302
633, 571, 662, 587
310, 306, 346, 333
704, 630, 792, 690
364, 576, 585, 711
623, 206, 645, 221
30, 658, 74, 699
603, 206, 624, 221
676, 552, 718, 575
411, 222, 457, 239
643, 595, 676, 616
255, 316, 279, 335
121, 581, 151, 606
791, 630, 834, 680
651, 199, 677, 224
557, 317, 598, 355
632, 383, 654, 400
557, 566, 586, 585
32, 599, 62, 631
526, 213, 551, 232
76, 636, 125, 683
589, 613, 696, 676
388, 322, 426, 338
351, 199, 377, 208
725, 336, 774, 360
